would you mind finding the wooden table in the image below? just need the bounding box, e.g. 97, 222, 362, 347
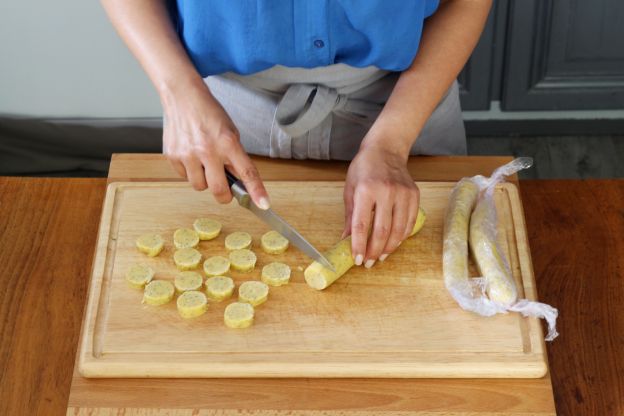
0, 155, 622, 415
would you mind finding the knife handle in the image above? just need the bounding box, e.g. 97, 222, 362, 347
224, 169, 240, 188
225, 169, 251, 208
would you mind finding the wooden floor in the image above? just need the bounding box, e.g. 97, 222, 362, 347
11, 135, 624, 179
1, 113, 623, 179
468, 135, 624, 179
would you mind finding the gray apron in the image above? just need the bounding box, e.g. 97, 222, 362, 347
205, 64, 466, 160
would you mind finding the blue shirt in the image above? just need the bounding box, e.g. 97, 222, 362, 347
172, 1, 440, 77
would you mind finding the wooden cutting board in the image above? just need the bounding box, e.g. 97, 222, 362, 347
77, 180, 547, 378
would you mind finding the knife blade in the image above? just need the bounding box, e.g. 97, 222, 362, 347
224, 169, 336, 272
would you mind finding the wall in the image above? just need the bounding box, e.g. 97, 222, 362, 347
0, 0, 162, 118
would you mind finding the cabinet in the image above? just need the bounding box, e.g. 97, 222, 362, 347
458, 0, 624, 111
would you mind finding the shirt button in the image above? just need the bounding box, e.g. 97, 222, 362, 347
313, 39, 325, 48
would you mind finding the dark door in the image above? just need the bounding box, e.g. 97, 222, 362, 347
457, 0, 497, 110
502, 0, 624, 110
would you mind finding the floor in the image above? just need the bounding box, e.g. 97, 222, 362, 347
467, 135, 624, 179
1, 117, 622, 179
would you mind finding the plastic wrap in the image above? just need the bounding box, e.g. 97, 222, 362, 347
443, 157, 559, 341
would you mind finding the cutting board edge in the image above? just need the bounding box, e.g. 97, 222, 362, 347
500, 182, 548, 357
78, 181, 126, 373
78, 354, 548, 379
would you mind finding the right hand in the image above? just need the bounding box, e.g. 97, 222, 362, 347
161, 78, 270, 209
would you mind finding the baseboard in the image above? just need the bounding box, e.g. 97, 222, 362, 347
465, 119, 624, 137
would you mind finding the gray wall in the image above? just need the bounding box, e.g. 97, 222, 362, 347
0, 0, 161, 118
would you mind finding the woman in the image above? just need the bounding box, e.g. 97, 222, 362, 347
102, 0, 491, 268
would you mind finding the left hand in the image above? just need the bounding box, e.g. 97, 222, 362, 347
343, 145, 420, 268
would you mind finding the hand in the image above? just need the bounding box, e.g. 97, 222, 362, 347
161, 78, 270, 209
343, 145, 420, 268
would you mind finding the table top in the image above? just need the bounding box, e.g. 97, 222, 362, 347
0, 154, 621, 415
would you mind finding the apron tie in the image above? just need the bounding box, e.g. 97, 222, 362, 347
219, 65, 390, 159
273, 83, 384, 158
275, 84, 338, 138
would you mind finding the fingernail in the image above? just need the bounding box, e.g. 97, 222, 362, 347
258, 197, 270, 210
379, 253, 389, 262
365, 259, 375, 268
398, 240, 403, 247
354, 254, 363, 266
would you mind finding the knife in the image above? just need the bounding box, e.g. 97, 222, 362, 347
225, 169, 336, 272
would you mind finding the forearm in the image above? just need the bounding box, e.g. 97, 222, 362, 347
100, 0, 205, 100
361, 0, 492, 157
